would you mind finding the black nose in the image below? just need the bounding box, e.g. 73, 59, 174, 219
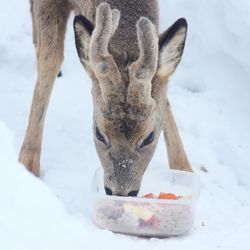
104, 187, 139, 197
128, 190, 139, 197
104, 186, 113, 196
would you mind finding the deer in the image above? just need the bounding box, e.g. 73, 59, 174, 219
19, 0, 193, 197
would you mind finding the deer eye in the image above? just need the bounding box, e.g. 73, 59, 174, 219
140, 131, 155, 149
95, 127, 107, 145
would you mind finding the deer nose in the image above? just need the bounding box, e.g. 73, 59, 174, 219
104, 186, 139, 197
104, 186, 113, 196
127, 190, 139, 197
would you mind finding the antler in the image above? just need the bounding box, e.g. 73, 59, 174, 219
128, 17, 158, 106
89, 3, 123, 104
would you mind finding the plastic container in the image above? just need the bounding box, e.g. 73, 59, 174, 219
91, 167, 200, 237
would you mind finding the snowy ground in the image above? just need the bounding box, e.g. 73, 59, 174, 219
0, 0, 250, 249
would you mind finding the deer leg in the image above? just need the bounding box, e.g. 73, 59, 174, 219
163, 99, 193, 172
19, 5, 69, 176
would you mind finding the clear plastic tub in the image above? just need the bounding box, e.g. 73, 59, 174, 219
91, 167, 200, 237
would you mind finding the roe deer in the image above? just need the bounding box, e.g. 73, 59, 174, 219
20, 0, 193, 196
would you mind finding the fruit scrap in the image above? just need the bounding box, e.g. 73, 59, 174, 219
139, 215, 158, 227
123, 204, 154, 221
141, 192, 192, 200
141, 192, 178, 200
142, 193, 156, 199
177, 196, 192, 200
158, 192, 177, 200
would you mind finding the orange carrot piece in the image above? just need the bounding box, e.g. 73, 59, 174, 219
158, 192, 177, 200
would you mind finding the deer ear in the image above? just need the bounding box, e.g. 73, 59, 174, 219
157, 18, 187, 78
73, 15, 94, 67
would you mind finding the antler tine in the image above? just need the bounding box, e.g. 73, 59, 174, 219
128, 17, 158, 106
90, 3, 111, 61
89, 3, 120, 75
111, 9, 120, 36
135, 17, 158, 78
89, 3, 122, 103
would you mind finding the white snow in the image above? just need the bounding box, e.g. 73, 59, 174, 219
0, 0, 250, 249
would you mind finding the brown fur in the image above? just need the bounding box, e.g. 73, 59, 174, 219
19, 0, 192, 195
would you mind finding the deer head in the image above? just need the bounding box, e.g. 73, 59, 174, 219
74, 3, 187, 196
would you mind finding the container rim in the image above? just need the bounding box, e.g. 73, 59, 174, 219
92, 191, 195, 205
92, 167, 200, 204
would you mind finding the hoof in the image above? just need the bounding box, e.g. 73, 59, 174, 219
57, 70, 62, 78
19, 149, 40, 177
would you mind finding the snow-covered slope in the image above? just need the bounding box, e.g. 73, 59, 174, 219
0, 0, 249, 249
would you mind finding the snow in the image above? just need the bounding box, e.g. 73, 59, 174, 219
0, 0, 250, 249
